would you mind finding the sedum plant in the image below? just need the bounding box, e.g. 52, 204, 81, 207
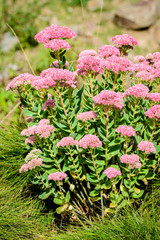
7, 25, 160, 219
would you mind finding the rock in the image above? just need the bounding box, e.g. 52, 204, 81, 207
114, 0, 158, 30
87, 0, 103, 11
1, 32, 18, 52
151, 20, 160, 45
0, 64, 18, 85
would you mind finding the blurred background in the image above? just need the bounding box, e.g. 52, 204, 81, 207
0, 0, 160, 122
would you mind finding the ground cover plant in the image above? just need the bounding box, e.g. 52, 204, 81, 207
6, 24, 160, 221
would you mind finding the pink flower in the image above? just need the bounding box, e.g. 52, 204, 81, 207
26, 117, 34, 123
93, 90, 124, 110
40, 68, 77, 88
34, 24, 76, 43
138, 141, 156, 154
145, 105, 160, 120
79, 49, 98, 58
133, 55, 145, 62
48, 172, 68, 181
25, 136, 36, 145
42, 99, 56, 111
115, 125, 135, 137
77, 111, 97, 122
135, 70, 155, 82
21, 119, 55, 139
44, 39, 71, 51
110, 34, 138, 47
57, 137, 78, 147
98, 45, 120, 58
6, 73, 40, 90
19, 158, 43, 173
78, 134, 102, 149
120, 154, 140, 169
146, 93, 160, 103
102, 56, 133, 74
50, 60, 69, 68
104, 167, 121, 179
77, 55, 104, 76
125, 84, 149, 99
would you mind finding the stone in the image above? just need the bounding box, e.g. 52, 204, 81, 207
151, 20, 160, 45
1, 32, 18, 52
114, 0, 158, 30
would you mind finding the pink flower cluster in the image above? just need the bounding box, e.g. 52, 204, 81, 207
104, 167, 121, 179
50, 60, 69, 68
6, 73, 40, 90
79, 49, 98, 58
98, 45, 120, 58
135, 70, 155, 82
21, 119, 55, 139
125, 84, 149, 99
120, 154, 141, 169
44, 39, 71, 51
93, 90, 124, 110
40, 68, 77, 88
57, 137, 78, 147
34, 24, 76, 43
48, 172, 68, 181
77, 55, 104, 76
133, 55, 145, 62
19, 158, 43, 173
115, 125, 135, 137
102, 56, 133, 74
138, 141, 156, 154
25, 136, 36, 145
42, 99, 56, 111
146, 93, 160, 103
77, 111, 97, 122
26, 117, 34, 123
145, 105, 160, 120
110, 34, 139, 47
78, 134, 102, 149
128, 62, 154, 73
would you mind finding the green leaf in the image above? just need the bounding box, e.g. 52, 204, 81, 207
146, 172, 156, 180
131, 189, 144, 199
138, 169, 149, 180
90, 189, 100, 197
86, 173, 98, 184
39, 191, 51, 200
23, 108, 35, 117
42, 157, 54, 163
54, 198, 64, 205
65, 191, 70, 203
56, 204, 68, 214
120, 185, 129, 197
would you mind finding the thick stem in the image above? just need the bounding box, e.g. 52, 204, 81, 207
150, 121, 156, 140
57, 89, 73, 133
112, 74, 118, 91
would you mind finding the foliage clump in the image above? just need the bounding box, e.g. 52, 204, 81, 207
7, 24, 160, 220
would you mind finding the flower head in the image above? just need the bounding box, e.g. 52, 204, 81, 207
21, 119, 55, 139
42, 99, 56, 111
104, 167, 121, 179
25, 149, 42, 163
77, 111, 97, 122
98, 45, 120, 58
79, 134, 102, 149
93, 90, 124, 110
48, 172, 68, 181
120, 154, 140, 169
57, 137, 78, 147
116, 125, 135, 137
138, 141, 156, 154
44, 39, 71, 51
125, 84, 149, 99
102, 56, 133, 74
35, 24, 76, 43
77, 55, 104, 76
79, 49, 98, 58
146, 93, 160, 103
19, 158, 43, 173
135, 70, 155, 82
110, 34, 139, 47
145, 105, 160, 120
